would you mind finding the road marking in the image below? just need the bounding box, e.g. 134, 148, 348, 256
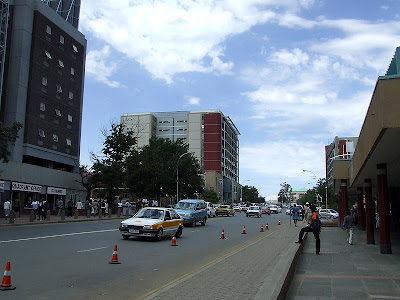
0, 229, 119, 243
77, 246, 108, 253
139, 225, 285, 300
190, 230, 200, 233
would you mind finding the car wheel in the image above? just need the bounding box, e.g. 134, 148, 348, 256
232, 212, 235, 216
175, 226, 183, 238
154, 228, 163, 241
122, 235, 129, 240
192, 218, 196, 227
330, 215, 333, 219
201, 217, 206, 226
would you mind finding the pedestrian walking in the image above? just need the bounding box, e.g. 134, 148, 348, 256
100, 200, 106, 215
57, 198, 64, 216
76, 199, 83, 216
92, 199, 98, 216
295, 205, 321, 255
85, 200, 90, 216
342, 211, 355, 245
3, 198, 11, 220
117, 200, 123, 215
67, 199, 74, 217
291, 204, 300, 227
303, 203, 311, 224
40, 198, 48, 220
32, 199, 39, 219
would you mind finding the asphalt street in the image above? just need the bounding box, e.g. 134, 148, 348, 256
0, 211, 288, 299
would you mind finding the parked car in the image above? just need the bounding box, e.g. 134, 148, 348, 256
318, 208, 339, 219
246, 206, 262, 217
269, 204, 278, 214
174, 199, 208, 227
240, 205, 248, 212
233, 205, 241, 212
261, 206, 270, 215
119, 207, 183, 241
216, 205, 235, 216
205, 201, 216, 218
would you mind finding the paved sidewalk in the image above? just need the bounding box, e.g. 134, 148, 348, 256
286, 226, 400, 299
0, 211, 126, 226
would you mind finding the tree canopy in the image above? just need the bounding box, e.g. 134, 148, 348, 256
0, 121, 23, 163
242, 185, 262, 203
278, 182, 294, 204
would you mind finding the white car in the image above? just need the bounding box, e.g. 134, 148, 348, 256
240, 205, 248, 212
205, 202, 216, 218
119, 207, 184, 241
233, 205, 241, 212
246, 206, 262, 217
319, 209, 339, 219
269, 204, 278, 214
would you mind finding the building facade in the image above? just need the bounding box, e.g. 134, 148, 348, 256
121, 110, 241, 203
0, 0, 86, 212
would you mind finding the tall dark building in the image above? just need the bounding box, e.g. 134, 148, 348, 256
0, 0, 86, 209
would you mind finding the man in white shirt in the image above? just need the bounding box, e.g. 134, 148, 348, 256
3, 199, 11, 220
32, 199, 39, 220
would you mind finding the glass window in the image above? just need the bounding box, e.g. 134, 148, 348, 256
42, 77, 47, 86
38, 129, 45, 137
70, 67, 75, 75
56, 85, 62, 93
55, 109, 61, 117
45, 51, 52, 59
66, 138, 71, 146
46, 25, 51, 34
53, 134, 58, 142
72, 44, 78, 52
59, 35, 64, 44
164, 211, 171, 220
68, 91, 73, 99
67, 114, 73, 122
58, 60, 64, 68
40, 102, 46, 111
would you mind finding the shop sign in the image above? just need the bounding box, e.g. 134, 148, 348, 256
0, 181, 4, 190
12, 182, 42, 192
47, 187, 66, 195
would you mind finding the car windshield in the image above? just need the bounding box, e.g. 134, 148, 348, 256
220, 205, 229, 208
329, 209, 338, 213
175, 202, 196, 210
249, 206, 258, 210
135, 208, 164, 219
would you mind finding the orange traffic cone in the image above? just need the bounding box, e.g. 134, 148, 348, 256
278, 219, 281, 225
0, 261, 16, 290
109, 245, 121, 264
171, 234, 178, 246
242, 225, 247, 234
266, 223, 269, 230
220, 229, 226, 239
260, 225, 264, 232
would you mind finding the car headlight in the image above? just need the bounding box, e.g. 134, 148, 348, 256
143, 225, 153, 230
121, 223, 128, 228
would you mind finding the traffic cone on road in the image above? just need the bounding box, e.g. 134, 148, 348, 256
266, 223, 269, 230
242, 225, 247, 234
171, 234, 178, 246
220, 229, 226, 239
260, 225, 264, 232
109, 245, 121, 264
278, 219, 281, 225
0, 261, 16, 290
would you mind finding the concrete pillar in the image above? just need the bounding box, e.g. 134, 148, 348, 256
357, 187, 365, 230
30, 210, 34, 222
9, 211, 15, 224
108, 209, 112, 218
74, 209, 78, 219
117, 207, 121, 217
377, 164, 392, 254
87, 209, 90, 218
46, 210, 51, 221
61, 210, 65, 221
364, 179, 375, 244
339, 180, 348, 224
99, 209, 103, 218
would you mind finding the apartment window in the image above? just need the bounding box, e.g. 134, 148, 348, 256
46, 25, 51, 34
72, 44, 78, 52
53, 134, 59, 142
70, 67, 75, 75
55, 109, 61, 117
45, 51, 52, 59
58, 60, 64, 68
68, 91, 73, 99
42, 77, 47, 86
59, 35, 64, 44
66, 138, 72, 146
67, 114, 73, 122
56, 85, 62, 93
38, 129, 45, 138
40, 102, 46, 111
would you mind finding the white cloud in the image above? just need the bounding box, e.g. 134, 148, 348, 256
85, 46, 123, 88
80, 0, 313, 83
185, 96, 201, 105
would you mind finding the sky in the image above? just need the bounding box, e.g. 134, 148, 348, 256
78, 0, 400, 200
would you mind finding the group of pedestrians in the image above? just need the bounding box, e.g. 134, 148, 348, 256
2, 198, 48, 220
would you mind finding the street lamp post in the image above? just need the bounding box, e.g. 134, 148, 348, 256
176, 152, 192, 203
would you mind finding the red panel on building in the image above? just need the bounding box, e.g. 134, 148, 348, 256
204, 113, 221, 173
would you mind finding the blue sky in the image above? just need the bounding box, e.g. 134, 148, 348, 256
78, 0, 400, 199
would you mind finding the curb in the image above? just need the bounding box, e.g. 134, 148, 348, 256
276, 233, 308, 300
0, 216, 127, 227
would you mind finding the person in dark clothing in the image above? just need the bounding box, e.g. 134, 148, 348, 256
295, 205, 321, 255
67, 199, 74, 217
40, 199, 48, 220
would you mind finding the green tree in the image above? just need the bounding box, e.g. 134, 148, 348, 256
91, 123, 136, 206
278, 182, 294, 205
0, 121, 23, 163
201, 190, 219, 203
299, 178, 338, 210
242, 185, 260, 203
126, 138, 203, 200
